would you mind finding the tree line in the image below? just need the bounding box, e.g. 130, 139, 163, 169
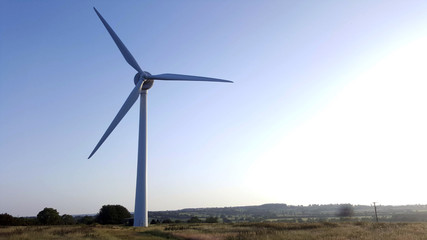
1, 206, 222, 226
0, 205, 131, 226
150, 216, 219, 225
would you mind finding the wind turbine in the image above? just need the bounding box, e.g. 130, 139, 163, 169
88, 8, 232, 227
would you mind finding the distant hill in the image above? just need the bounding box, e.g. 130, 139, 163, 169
148, 203, 427, 223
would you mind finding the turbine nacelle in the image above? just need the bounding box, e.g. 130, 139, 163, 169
134, 72, 154, 90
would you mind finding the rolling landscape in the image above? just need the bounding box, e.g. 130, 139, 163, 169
2, 203, 427, 239
3, 1, 427, 239
148, 203, 427, 223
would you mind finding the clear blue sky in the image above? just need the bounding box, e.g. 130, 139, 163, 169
2, 0, 427, 217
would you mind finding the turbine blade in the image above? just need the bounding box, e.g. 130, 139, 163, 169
88, 80, 143, 159
94, 7, 143, 73
147, 73, 233, 83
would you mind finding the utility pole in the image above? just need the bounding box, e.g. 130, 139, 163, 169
373, 202, 379, 223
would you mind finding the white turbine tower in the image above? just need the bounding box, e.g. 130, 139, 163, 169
88, 8, 232, 227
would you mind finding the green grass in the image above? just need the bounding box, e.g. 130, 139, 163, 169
1, 222, 427, 240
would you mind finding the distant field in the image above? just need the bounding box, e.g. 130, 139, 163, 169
1, 222, 427, 240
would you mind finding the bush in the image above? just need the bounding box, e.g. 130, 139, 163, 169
37, 208, 61, 225
61, 214, 76, 225
0, 213, 15, 226
187, 216, 202, 223
78, 215, 95, 225
96, 205, 131, 224
14, 217, 37, 226
150, 219, 161, 224
162, 219, 173, 224
337, 204, 354, 219
205, 216, 218, 223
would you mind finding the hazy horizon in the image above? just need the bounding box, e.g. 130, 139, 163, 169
9, 201, 427, 218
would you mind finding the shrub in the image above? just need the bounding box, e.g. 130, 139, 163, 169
150, 219, 160, 224
162, 219, 173, 224
37, 208, 61, 225
0, 213, 15, 226
78, 215, 95, 225
205, 216, 218, 223
96, 205, 131, 224
61, 214, 76, 225
187, 216, 202, 223
337, 204, 354, 219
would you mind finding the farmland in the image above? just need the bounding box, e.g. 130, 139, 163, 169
2, 222, 427, 240
149, 203, 427, 223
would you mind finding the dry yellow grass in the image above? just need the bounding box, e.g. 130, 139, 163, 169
1, 222, 427, 240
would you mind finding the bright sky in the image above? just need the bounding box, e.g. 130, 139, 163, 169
1, 0, 427, 217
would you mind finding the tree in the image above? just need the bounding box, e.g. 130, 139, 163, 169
13, 217, 37, 226
78, 215, 95, 225
96, 205, 131, 224
205, 216, 218, 223
150, 219, 160, 224
222, 217, 232, 223
337, 204, 354, 219
187, 216, 202, 223
37, 208, 61, 225
0, 213, 15, 226
162, 219, 173, 224
61, 214, 76, 225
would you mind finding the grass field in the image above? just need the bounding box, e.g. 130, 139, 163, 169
1, 222, 427, 240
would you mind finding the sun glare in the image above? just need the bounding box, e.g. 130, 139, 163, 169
246, 36, 427, 205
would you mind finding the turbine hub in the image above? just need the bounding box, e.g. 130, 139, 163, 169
134, 72, 154, 90
141, 80, 154, 90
